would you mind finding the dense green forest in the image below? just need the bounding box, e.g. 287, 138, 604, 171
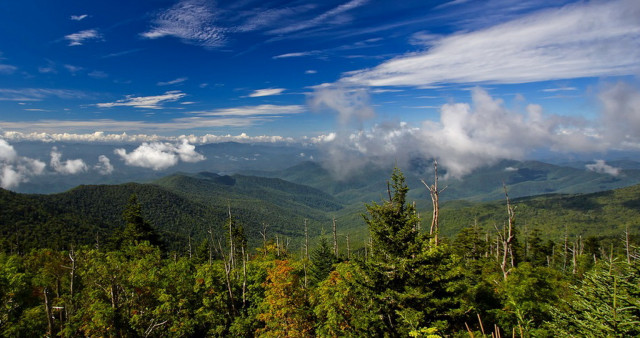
1, 168, 639, 336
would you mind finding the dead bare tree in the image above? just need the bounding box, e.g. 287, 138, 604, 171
260, 223, 269, 257
494, 183, 516, 280
421, 159, 447, 246
332, 217, 339, 257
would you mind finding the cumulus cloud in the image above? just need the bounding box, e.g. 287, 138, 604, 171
0, 139, 46, 189
114, 140, 205, 170
310, 86, 615, 179
341, 0, 640, 87
586, 160, 620, 176
94, 155, 114, 175
96, 91, 186, 109
50, 147, 88, 174
65, 29, 101, 46
141, 0, 225, 48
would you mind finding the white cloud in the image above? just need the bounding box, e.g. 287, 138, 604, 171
542, 87, 577, 93
598, 81, 640, 148
310, 86, 612, 179
65, 29, 101, 46
157, 77, 188, 86
96, 91, 186, 109
189, 104, 304, 116
64, 64, 83, 74
70, 14, 88, 21
114, 140, 204, 170
0, 88, 87, 101
50, 147, 88, 174
0, 131, 292, 144
305, 70, 317, 74
94, 155, 114, 175
88, 70, 108, 79
273, 51, 318, 59
341, 0, 640, 87
586, 160, 620, 176
0, 64, 17, 74
248, 88, 285, 97
269, 0, 368, 35
141, 0, 225, 48
0, 139, 45, 189
308, 85, 374, 126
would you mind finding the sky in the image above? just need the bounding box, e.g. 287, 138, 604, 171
1, 0, 640, 188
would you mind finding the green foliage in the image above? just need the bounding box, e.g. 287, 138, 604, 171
1, 165, 640, 336
309, 237, 337, 285
549, 260, 640, 336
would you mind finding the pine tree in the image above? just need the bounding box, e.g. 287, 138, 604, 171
364, 167, 421, 261
115, 194, 162, 248
309, 237, 336, 285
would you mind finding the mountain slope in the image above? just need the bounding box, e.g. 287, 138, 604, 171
258, 160, 640, 204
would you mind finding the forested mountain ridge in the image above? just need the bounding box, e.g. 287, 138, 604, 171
438, 182, 640, 239
0, 172, 345, 253
254, 159, 640, 203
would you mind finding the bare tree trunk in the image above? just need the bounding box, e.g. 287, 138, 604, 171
496, 184, 516, 280
333, 217, 338, 257
260, 223, 268, 257
421, 160, 447, 246
44, 287, 54, 337
241, 245, 247, 308
563, 226, 568, 273
625, 224, 631, 264
217, 238, 236, 315
228, 204, 235, 271
208, 225, 214, 266
346, 234, 351, 260
304, 219, 309, 260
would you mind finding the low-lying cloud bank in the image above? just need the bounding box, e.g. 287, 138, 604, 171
312, 82, 640, 179
0, 131, 296, 145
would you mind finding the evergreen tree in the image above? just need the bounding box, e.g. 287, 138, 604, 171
309, 237, 336, 285
114, 194, 162, 248
359, 167, 463, 335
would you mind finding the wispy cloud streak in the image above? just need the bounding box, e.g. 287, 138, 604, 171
342, 0, 640, 87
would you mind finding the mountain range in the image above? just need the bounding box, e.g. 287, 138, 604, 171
2, 155, 640, 254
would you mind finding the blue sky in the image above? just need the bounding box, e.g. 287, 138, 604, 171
0, 0, 640, 188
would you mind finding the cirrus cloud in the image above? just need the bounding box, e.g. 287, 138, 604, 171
341, 0, 640, 87
96, 91, 186, 109
141, 0, 226, 48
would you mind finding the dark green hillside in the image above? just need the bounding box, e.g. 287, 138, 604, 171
153, 172, 343, 240
0, 184, 219, 253
0, 172, 346, 253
